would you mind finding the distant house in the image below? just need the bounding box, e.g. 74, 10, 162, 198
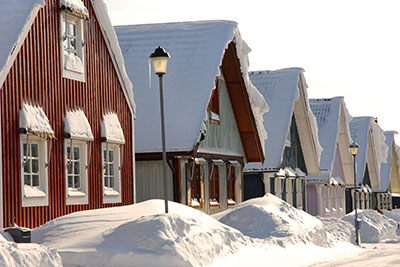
0, 0, 136, 228
307, 97, 354, 217
348, 117, 388, 212
244, 68, 322, 210
388, 134, 400, 208
116, 21, 268, 214
372, 131, 399, 210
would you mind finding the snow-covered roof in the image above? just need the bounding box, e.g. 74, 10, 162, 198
64, 109, 94, 141
19, 102, 55, 139
0, 0, 135, 114
115, 20, 268, 154
101, 112, 125, 144
349, 117, 388, 187
245, 68, 321, 173
377, 131, 398, 193
307, 97, 353, 183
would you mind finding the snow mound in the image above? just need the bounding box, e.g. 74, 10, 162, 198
0, 233, 62, 267
33, 200, 252, 267
320, 217, 355, 244
213, 194, 332, 247
342, 209, 399, 243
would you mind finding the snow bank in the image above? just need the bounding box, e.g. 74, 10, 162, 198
0, 232, 62, 267
32, 200, 253, 267
213, 194, 332, 247
320, 217, 355, 244
342, 209, 398, 243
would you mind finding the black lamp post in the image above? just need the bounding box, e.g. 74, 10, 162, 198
150, 46, 170, 213
349, 141, 360, 245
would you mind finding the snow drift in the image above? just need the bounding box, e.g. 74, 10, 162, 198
0, 232, 62, 267
213, 194, 332, 247
32, 200, 253, 267
342, 209, 399, 243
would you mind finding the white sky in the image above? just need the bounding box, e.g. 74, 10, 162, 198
104, 0, 400, 141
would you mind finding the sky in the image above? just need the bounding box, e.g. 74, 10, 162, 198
104, 0, 400, 141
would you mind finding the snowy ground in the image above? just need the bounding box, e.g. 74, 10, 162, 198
1, 194, 399, 266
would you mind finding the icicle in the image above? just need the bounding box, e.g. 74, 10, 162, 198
148, 58, 152, 88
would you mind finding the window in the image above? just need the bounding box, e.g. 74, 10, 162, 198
281, 179, 287, 201
209, 162, 220, 207
101, 112, 125, 204
209, 83, 220, 124
227, 164, 236, 205
60, 12, 85, 81
270, 177, 275, 195
292, 179, 297, 207
19, 103, 54, 207
186, 160, 204, 208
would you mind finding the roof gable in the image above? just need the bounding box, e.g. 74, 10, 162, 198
245, 68, 321, 173
350, 117, 388, 188
115, 21, 267, 159
309, 97, 353, 183
0, 0, 135, 113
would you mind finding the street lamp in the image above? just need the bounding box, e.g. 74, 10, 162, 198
150, 46, 170, 213
349, 141, 360, 245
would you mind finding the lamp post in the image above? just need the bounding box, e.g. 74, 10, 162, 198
150, 46, 170, 213
349, 141, 360, 246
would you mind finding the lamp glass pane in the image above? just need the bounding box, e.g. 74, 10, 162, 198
151, 57, 168, 74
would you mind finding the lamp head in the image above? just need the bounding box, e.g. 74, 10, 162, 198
349, 141, 359, 156
150, 46, 170, 75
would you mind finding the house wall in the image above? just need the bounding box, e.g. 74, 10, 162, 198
306, 184, 319, 216
1, 0, 134, 228
135, 160, 174, 203
197, 78, 245, 158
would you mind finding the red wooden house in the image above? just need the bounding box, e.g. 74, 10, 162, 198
0, 0, 136, 228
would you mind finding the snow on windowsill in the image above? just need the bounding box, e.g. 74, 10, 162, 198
227, 199, 236, 205
209, 111, 220, 122
24, 185, 46, 198
209, 200, 219, 207
104, 187, 120, 196
191, 199, 201, 207
68, 188, 86, 197
64, 53, 84, 74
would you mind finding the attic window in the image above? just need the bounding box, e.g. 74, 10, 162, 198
209, 83, 220, 125
60, 0, 88, 82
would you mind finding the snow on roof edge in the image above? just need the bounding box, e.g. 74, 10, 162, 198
232, 28, 269, 153
0, 0, 45, 90
90, 0, 136, 115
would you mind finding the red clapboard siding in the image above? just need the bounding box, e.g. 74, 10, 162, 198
1, 0, 134, 228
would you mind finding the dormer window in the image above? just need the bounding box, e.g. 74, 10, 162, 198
60, 0, 89, 82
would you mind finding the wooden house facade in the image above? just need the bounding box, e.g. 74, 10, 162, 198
0, 0, 136, 228
244, 68, 322, 211
116, 21, 268, 214
307, 97, 354, 217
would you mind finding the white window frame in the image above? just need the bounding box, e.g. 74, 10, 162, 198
20, 134, 48, 207
65, 139, 89, 205
102, 143, 122, 204
60, 12, 85, 82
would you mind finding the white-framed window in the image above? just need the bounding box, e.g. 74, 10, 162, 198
65, 139, 89, 205
102, 143, 122, 204
20, 135, 49, 207
60, 12, 85, 81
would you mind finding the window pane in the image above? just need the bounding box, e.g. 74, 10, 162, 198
67, 162, 72, 175
104, 176, 109, 187
110, 177, 114, 188
74, 162, 80, 175
69, 38, 76, 51
74, 147, 80, 160
32, 175, 39, 186
109, 151, 114, 162
68, 22, 76, 36
104, 164, 108, 175
23, 143, 27, 156
103, 151, 107, 161
109, 164, 114, 175
24, 160, 30, 173
67, 147, 71, 159
31, 144, 39, 157
74, 176, 80, 188
32, 159, 39, 173
24, 175, 31, 185
68, 176, 73, 188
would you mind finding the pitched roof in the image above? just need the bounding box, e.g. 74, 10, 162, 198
0, 0, 135, 113
115, 20, 268, 156
349, 117, 388, 188
307, 97, 353, 183
245, 68, 322, 174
